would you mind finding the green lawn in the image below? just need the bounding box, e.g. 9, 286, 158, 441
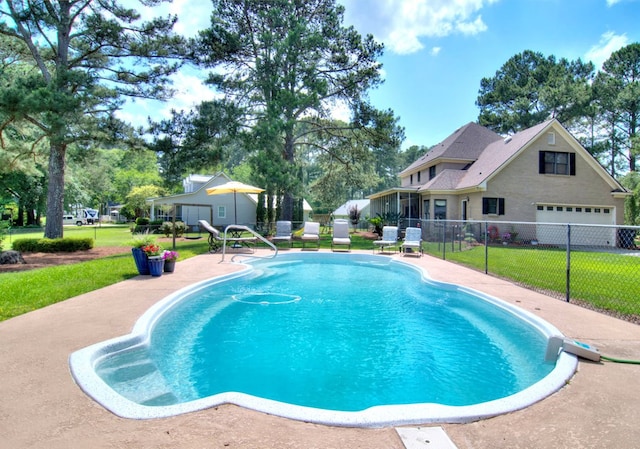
2, 227, 638, 322
0, 228, 377, 321
425, 243, 640, 317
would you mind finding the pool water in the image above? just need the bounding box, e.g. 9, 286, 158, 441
94, 253, 557, 414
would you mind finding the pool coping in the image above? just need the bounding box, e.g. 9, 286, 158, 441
68, 252, 578, 427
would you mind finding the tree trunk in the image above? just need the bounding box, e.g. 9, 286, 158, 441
281, 131, 296, 222
44, 142, 66, 238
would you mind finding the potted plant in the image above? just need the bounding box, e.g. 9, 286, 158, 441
128, 234, 156, 275
162, 250, 179, 272
142, 243, 164, 276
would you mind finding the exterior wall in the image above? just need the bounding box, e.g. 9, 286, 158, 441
481, 130, 624, 224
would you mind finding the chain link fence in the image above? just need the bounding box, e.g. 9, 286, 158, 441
419, 219, 640, 324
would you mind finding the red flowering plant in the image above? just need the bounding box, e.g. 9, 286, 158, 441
141, 243, 162, 257
162, 250, 179, 262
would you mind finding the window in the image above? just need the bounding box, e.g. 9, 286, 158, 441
537, 205, 544, 211
576, 207, 582, 212
217, 206, 226, 218
604, 208, 610, 214
482, 197, 505, 215
423, 199, 430, 219
548, 132, 556, 145
429, 166, 436, 180
566, 207, 573, 212
539, 151, 576, 175
410, 174, 413, 184
557, 206, 563, 211
434, 199, 447, 220
417, 171, 421, 183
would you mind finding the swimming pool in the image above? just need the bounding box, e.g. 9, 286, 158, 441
70, 253, 577, 427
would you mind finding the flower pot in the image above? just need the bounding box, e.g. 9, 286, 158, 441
164, 260, 176, 273
147, 257, 164, 277
131, 248, 150, 275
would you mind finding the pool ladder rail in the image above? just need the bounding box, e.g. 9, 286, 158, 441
221, 224, 278, 263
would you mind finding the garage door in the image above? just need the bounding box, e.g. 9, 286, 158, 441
535, 204, 615, 246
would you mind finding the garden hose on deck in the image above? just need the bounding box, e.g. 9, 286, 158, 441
600, 355, 640, 365
547, 337, 640, 364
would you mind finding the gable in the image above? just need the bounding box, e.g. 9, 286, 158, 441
401, 122, 502, 176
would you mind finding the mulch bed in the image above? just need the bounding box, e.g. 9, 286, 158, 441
0, 247, 131, 273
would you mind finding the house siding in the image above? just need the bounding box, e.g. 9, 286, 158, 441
482, 131, 625, 223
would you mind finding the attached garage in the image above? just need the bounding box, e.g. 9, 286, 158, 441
535, 204, 616, 246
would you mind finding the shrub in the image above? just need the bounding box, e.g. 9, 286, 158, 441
159, 221, 187, 237
0, 220, 9, 251
135, 217, 150, 226
12, 237, 94, 253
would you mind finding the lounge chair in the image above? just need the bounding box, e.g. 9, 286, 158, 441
301, 221, 320, 249
401, 226, 423, 256
332, 219, 351, 251
373, 226, 399, 253
198, 219, 256, 253
272, 220, 292, 248
199, 219, 223, 253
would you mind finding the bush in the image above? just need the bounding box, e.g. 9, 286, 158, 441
135, 217, 150, 226
0, 220, 9, 251
159, 221, 186, 237
12, 237, 94, 253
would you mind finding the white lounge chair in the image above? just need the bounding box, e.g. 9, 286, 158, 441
332, 220, 351, 251
301, 221, 320, 249
373, 226, 399, 253
401, 226, 423, 256
272, 220, 292, 248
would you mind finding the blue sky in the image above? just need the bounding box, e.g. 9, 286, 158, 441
125, 0, 640, 150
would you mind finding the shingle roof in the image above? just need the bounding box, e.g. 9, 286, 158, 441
418, 169, 466, 192
457, 119, 553, 189
400, 122, 502, 176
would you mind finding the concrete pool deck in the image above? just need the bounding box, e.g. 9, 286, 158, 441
1, 250, 639, 448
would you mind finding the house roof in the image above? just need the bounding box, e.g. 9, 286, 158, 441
418, 169, 467, 192
400, 122, 502, 176
457, 119, 553, 189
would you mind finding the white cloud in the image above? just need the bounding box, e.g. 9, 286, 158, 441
138, 0, 212, 38
116, 71, 217, 128
585, 31, 630, 68
341, 0, 497, 55
431, 47, 442, 56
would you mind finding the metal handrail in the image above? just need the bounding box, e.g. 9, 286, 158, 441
221, 224, 278, 262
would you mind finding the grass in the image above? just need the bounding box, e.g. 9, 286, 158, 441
424, 243, 640, 318
0, 227, 377, 321
3, 226, 638, 322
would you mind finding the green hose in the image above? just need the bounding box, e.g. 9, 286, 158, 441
601, 355, 640, 364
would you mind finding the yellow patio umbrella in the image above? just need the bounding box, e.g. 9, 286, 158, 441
206, 181, 265, 224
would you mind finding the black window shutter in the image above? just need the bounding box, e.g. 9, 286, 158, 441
539, 151, 546, 174
482, 198, 489, 214
569, 153, 576, 176
498, 198, 505, 215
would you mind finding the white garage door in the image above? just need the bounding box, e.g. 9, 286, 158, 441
535, 204, 616, 246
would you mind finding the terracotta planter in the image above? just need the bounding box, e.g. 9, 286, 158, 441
131, 248, 150, 275
147, 257, 164, 277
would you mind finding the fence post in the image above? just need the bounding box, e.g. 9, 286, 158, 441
442, 222, 446, 260
484, 222, 489, 274
566, 224, 571, 302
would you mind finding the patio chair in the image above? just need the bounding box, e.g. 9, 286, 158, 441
199, 219, 256, 253
332, 219, 351, 251
272, 220, 293, 248
373, 226, 399, 253
199, 219, 223, 253
401, 226, 423, 256
301, 221, 320, 249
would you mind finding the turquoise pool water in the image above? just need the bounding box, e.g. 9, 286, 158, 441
88, 253, 565, 422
